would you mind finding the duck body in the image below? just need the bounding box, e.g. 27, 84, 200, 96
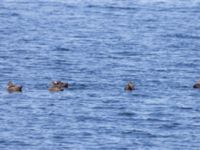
7, 81, 22, 93
48, 86, 64, 92
124, 82, 135, 91
193, 81, 200, 88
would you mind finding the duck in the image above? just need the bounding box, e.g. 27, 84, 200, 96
7, 81, 22, 93
52, 81, 69, 88
48, 86, 64, 92
124, 81, 135, 91
193, 80, 200, 88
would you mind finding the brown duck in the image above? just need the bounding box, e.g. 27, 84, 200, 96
48, 86, 64, 92
193, 80, 200, 88
52, 81, 69, 88
124, 82, 135, 91
7, 81, 22, 93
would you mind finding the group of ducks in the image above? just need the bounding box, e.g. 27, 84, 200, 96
6, 80, 200, 93
7, 81, 69, 93
7, 80, 134, 93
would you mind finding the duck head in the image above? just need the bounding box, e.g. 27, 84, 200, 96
52, 81, 68, 88
124, 82, 134, 91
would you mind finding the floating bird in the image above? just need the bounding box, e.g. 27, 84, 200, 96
7, 81, 22, 93
193, 80, 200, 88
124, 82, 134, 91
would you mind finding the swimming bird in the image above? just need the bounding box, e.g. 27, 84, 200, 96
7, 81, 22, 93
124, 82, 135, 91
52, 81, 69, 88
193, 80, 200, 88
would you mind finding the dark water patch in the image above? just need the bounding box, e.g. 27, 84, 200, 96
117, 112, 137, 117
146, 118, 171, 123
67, 83, 88, 90
0, 12, 20, 17
142, 18, 158, 22
148, 112, 175, 118
75, 115, 105, 123
0, 140, 32, 147
176, 62, 199, 68
15, 106, 32, 110
54, 47, 70, 52
163, 33, 200, 40
174, 106, 194, 111
195, 106, 200, 111
159, 122, 182, 130
86, 4, 138, 11
122, 129, 157, 138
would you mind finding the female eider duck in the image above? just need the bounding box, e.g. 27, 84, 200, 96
193, 80, 200, 88
7, 81, 22, 93
124, 82, 135, 91
48, 81, 67, 92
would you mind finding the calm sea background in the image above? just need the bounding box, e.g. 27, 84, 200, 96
0, 0, 200, 149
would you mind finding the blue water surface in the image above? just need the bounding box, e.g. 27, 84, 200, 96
0, 0, 200, 149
